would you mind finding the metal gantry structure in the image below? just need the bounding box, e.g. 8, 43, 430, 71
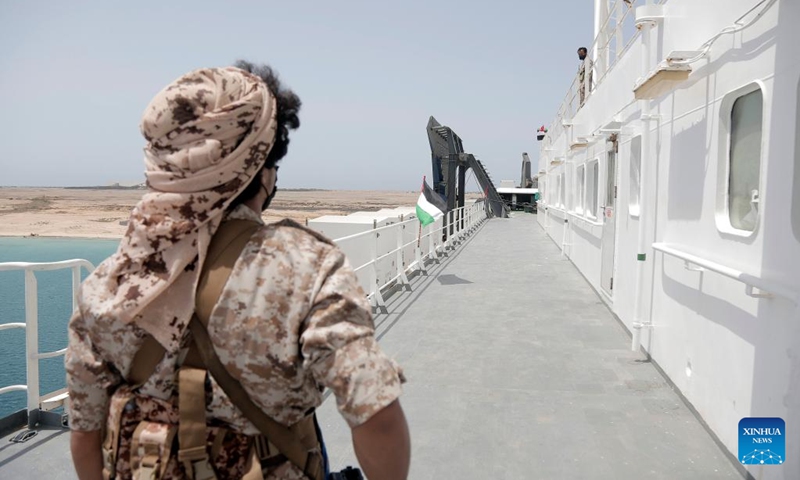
426, 116, 507, 223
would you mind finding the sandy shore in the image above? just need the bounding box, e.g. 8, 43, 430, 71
0, 187, 444, 239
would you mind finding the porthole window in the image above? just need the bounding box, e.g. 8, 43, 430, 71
728, 89, 763, 232
716, 83, 765, 236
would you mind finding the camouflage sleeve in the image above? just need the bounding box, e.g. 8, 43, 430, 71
65, 308, 121, 431
300, 248, 405, 428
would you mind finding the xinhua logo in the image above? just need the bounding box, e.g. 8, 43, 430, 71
739, 417, 785, 465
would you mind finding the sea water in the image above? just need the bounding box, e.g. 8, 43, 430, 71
0, 237, 119, 419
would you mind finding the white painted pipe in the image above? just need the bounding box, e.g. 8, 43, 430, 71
594, 0, 603, 47
631, 9, 653, 352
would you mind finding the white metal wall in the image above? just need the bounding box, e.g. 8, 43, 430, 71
537, 1, 799, 477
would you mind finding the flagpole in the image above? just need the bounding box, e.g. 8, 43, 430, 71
417, 176, 425, 248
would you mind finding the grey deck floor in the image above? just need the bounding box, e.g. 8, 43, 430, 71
318, 214, 743, 479
0, 214, 744, 479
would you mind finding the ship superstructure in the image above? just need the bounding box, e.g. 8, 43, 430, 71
537, 1, 798, 477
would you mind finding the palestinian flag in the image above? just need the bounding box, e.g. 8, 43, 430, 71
416, 178, 447, 226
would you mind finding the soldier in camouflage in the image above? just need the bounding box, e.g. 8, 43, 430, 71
578, 47, 594, 107
66, 62, 410, 480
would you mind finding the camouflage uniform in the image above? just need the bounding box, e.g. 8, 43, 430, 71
578, 57, 594, 106
66, 204, 405, 478
65, 67, 404, 479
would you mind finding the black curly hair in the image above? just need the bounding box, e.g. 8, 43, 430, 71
230, 60, 301, 208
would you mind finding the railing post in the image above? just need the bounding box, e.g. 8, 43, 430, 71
460, 207, 466, 240
415, 229, 424, 274
72, 265, 81, 312
445, 214, 451, 252
451, 210, 457, 244
448, 211, 454, 250
24, 270, 40, 428
451, 209, 457, 245
469, 205, 474, 230
396, 223, 409, 287
429, 221, 437, 261
370, 229, 387, 313
456, 208, 462, 242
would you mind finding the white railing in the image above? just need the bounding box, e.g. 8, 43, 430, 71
0, 202, 489, 427
0, 259, 95, 428
334, 202, 488, 311
652, 243, 799, 305
545, 0, 667, 143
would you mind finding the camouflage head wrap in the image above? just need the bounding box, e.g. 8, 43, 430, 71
78, 67, 277, 351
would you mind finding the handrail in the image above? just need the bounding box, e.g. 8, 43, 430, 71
345, 203, 475, 273
334, 202, 487, 309
0, 322, 26, 331
0, 386, 27, 396
0, 259, 95, 428
652, 243, 798, 305
567, 211, 603, 228
0, 259, 95, 272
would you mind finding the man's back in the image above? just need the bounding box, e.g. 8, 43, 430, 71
68, 206, 404, 478
66, 63, 409, 480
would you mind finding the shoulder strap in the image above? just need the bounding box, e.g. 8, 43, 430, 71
126, 219, 260, 387
196, 219, 262, 321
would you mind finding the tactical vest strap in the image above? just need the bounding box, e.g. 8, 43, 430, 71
178, 366, 215, 480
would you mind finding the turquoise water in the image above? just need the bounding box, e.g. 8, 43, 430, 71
0, 237, 119, 419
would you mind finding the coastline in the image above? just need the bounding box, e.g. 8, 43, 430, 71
0, 233, 123, 240
0, 187, 431, 240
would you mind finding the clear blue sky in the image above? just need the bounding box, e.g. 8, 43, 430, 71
0, 1, 593, 190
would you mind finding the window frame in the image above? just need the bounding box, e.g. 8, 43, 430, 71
586, 159, 599, 220
715, 81, 767, 238
540, 178, 546, 205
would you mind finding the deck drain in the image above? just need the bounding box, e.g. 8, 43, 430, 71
10, 429, 38, 443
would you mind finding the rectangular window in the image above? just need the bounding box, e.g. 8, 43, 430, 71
606, 150, 616, 208
629, 135, 641, 216
586, 160, 599, 218
559, 173, 566, 207
728, 89, 763, 231
576, 165, 585, 213
540, 179, 546, 204
551, 175, 557, 205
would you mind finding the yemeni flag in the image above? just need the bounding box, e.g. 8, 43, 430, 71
416, 177, 447, 226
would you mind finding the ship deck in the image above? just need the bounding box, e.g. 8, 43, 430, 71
0, 214, 745, 479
